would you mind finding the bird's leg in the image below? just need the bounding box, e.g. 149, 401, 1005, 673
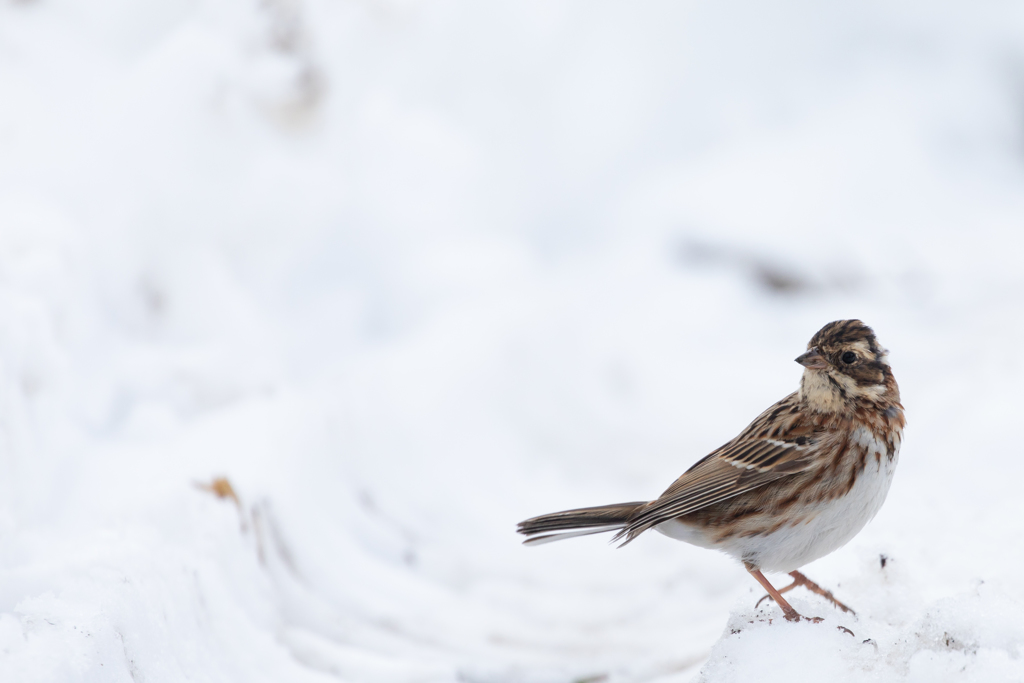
753, 568, 803, 609
754, 570, 856, 615
786, 570, 856, 615
747, 567, 821, 623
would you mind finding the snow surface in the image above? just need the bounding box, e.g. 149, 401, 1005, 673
2, 0, 1024, 680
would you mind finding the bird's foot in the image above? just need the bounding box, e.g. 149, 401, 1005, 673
787, 570, 856, 615
781, 607, 823, 623
756, 571, 856, 615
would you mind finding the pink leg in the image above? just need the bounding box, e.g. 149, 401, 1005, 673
747, 567, 821, 622
786, 570, 856, 615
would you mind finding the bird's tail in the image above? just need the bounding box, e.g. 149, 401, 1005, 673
516, 501, 647, 545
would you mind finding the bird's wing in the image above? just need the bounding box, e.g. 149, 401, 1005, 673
615, 393, 821, 544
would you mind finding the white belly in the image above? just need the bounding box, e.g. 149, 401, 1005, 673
658, 431, 900, 573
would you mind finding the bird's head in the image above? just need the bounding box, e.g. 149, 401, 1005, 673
796, 319, 896, 412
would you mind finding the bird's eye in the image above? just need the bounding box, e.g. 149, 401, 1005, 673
841, 351, 857, 364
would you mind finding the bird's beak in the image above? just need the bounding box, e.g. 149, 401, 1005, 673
795, 347, 828, 370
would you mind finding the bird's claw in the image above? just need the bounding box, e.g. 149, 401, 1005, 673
782, 611, 823, 623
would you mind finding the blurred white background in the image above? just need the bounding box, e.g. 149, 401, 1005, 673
2, 0, 1024, 680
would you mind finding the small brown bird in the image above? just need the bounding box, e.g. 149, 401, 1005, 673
518, 320, 905, 622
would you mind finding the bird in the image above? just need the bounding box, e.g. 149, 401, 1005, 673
517, 319, 905, 622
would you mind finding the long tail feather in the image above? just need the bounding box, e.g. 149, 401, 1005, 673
517, 502, 647, 545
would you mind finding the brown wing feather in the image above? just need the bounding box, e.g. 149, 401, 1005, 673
614, 393, 821, 544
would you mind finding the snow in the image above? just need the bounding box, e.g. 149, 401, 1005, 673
2, 0, 1024, 680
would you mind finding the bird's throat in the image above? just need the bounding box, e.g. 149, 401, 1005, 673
799, 369, 849, 413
